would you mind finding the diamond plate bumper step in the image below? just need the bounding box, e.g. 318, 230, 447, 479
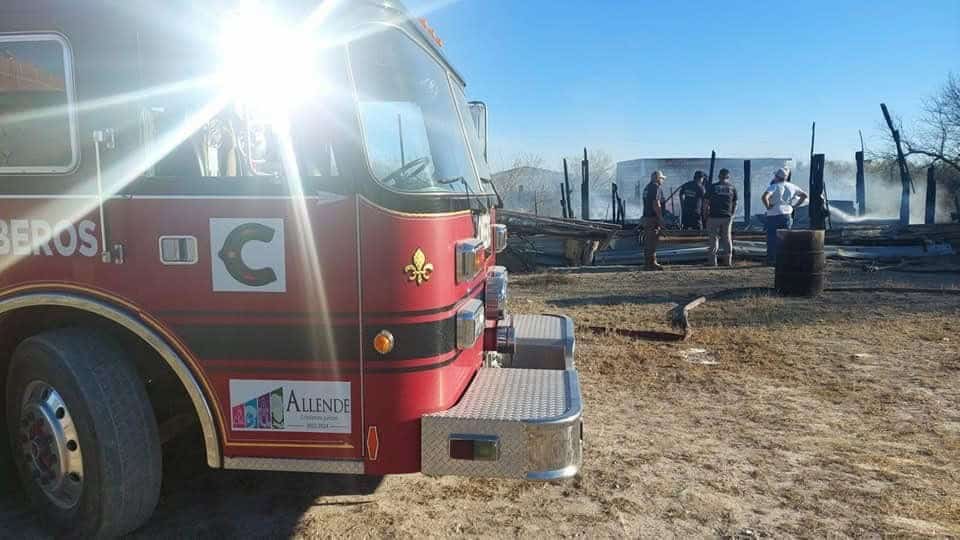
509, 313, 576, 370
421, 365, 583, 480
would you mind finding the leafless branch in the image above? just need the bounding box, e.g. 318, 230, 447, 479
878, 74, 960, 177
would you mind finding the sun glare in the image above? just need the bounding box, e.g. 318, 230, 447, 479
216, 3, 327, 117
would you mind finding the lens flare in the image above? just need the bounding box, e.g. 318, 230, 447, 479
216, 3, 326, 117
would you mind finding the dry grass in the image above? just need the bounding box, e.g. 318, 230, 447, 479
547, 266, 960, 538
512, 273, 578, 288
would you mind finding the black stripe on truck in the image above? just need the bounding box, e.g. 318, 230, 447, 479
174, 317, 457, 363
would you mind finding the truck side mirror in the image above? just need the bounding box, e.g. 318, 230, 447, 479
467, 101, 487, 162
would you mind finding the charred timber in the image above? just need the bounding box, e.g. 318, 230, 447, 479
498, 210, 621, 241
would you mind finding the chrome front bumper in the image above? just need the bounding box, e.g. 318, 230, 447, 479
421, 314, 582, 480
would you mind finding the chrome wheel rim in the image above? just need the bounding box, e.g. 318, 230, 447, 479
18, 381, 84, 509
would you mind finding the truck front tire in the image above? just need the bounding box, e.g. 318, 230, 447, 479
4, 328, 162, 537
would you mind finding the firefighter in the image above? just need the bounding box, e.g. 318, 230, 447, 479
679, 170, 707, 230
641, 170, 667, 270
704, 168, 738, 266
761, 167, 808, 265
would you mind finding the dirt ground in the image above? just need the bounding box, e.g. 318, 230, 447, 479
2, 260, 959, 538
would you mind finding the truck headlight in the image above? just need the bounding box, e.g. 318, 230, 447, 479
493, 224, 508, 254
485, 266, 507, 320
456, 239, 485, 284
456, 298, 485, 350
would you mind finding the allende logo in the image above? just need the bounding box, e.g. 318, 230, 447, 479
0, 219, 97, 257
230, 386, 353, 431
285, 389, 351, 415
232, 387, 285, 430
210, 218, 286, 293
229, 380, 352, 434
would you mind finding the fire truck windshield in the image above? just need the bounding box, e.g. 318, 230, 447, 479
350, 27, 484, 195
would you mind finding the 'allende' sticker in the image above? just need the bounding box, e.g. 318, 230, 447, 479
229, 380, 351, 434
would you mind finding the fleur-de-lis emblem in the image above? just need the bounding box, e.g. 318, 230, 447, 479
404, 248, 434, 286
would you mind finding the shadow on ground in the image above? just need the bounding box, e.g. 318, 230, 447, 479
0, 430, 383, 539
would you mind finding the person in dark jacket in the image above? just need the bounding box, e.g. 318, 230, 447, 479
678, 171, 707, 230
704, 168, 738, 266
641, 170, 667, 270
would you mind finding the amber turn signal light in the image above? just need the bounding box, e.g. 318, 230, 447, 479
455, 239, 485, 283
373, 330, 394, 355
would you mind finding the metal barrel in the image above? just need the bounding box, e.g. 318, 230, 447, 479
774, 230, 826, 297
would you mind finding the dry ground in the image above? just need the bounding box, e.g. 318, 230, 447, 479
1, 261, 959, 538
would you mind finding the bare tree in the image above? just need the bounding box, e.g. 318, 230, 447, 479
492, 153, 565, 216
909, 74, 960, 172
495, 152, 545, 193
881, 74, 960, 174
875, 75, 960, 219
563, 149, 615, 190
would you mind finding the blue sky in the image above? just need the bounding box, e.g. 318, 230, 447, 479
405, 0, 960, 172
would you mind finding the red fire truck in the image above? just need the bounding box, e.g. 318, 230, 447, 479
0, 0, 582, 536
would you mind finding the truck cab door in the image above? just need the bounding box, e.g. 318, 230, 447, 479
103, 59, 366, 461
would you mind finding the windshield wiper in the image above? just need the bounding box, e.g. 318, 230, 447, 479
480, 177, 504, 208
436, 177, 493, 218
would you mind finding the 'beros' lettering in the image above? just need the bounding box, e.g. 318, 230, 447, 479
0, 219, 98, 257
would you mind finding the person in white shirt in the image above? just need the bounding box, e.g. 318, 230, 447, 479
761, 168, 808, 266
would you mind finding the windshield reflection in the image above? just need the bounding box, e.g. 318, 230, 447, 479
351, 27, 483, 195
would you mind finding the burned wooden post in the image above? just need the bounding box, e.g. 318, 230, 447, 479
807, 121, 817, 211
707, 150, 716, 185
809, 154, 827, 230
808, 122, 816, 163
559, 184, 568, 219
743, 160, 752, 226
855, 150, 866, 216
581, 148, 590, 220
811, 122, 816, 150
881, 103, 915, 225
925, 166, 936, 225
562, 158, 574, 219
611, 182, 619, 222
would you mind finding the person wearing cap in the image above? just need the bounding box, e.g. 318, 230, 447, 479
641, 170, 667, 270
704, 168, 738, 266
762, 167, 808, 266
679, 170, 707, 230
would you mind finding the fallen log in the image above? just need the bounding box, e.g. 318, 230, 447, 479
670, 296, 706, 340
585, 296, 707, 342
